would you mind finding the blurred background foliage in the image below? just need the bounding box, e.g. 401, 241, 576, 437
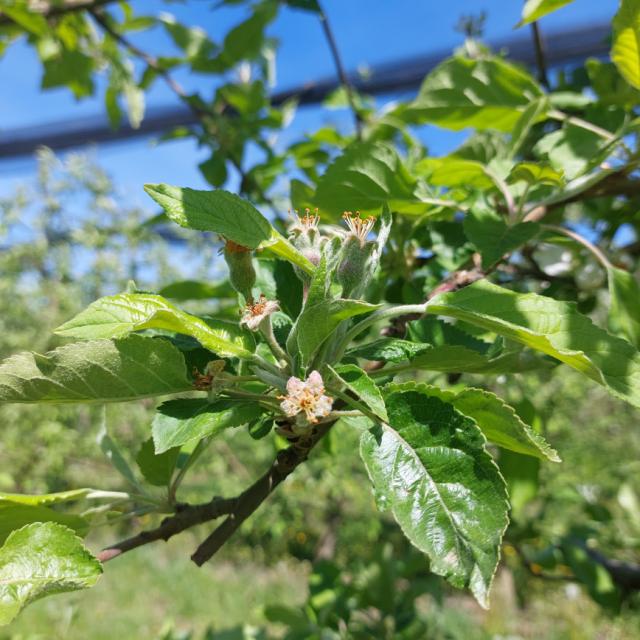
1, 152, 638, 639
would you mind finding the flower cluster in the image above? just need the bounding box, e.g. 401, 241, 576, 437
239, 294, 279, 331
279, 371, 333, 423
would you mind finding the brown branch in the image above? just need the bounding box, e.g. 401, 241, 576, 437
191, 422, 332, 565
317, 2, 362, 139
0, 0, 116, 26
99, 421, 333, 564
97, 495, 238, 562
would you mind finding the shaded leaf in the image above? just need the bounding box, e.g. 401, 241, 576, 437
463, 209, 540, 267
136, 438, 180, 487
152, 398, 262, 453
0, 504, 88, 546
331, 364, 387, 421
608, 266, 640, 347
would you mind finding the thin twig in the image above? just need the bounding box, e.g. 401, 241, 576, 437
317, 2, 362, 139
90, 8, 280, 212
97, 495, 238, 562
530, 21, 549, 89
542, 224, 613, 270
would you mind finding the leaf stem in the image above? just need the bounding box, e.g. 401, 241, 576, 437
548, 109, 617, 144
542, 224, 612, 270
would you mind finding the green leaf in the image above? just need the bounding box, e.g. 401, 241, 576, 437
313, 142, 426, 217
295, 299, 381, 365
143, 184, 271, 248
152, 398, 262, 453
518, 0, 574, 27
136, 438, 180, 487
612, 0, 640, 90
330, 364, 388, 421
417, 157, 494, 190
507, 162, 564, 186
407, 56, 543, 132
0, 504, 88, 545
506, 98, 549, 159
0, 335, 191, 404
144, 184, 313, 273
608, 266, 640, 348
462, 209, 540, 267
0, 523, 102, 626
451, 389, 559, 462
360, 384, 508, 607
0, 490, 92, 506
55, 293, 252, 358
428, 279, 640, 408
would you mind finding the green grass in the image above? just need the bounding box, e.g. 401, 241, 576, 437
2, 535, 307, 640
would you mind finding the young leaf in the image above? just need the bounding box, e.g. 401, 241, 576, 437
136, 438, 180, 487
56, 293, 252, 358
330, 364, 388, 422
0, 523, 102, 626
428, 279, 640, 408
608, 266, 640, 347
0, 335, 192, 404
407, 57, 543, 132
0, 503, 88, 545
144, 185, 313, 273
294, 299, 381, 365
360, 385, 509, 608
612, 0, 640, 90
152, 398, 262, 453
144, 184, 271, 248
517, 0, 574, 27
462, 209, 540, 267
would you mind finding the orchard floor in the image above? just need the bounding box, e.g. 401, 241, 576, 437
3, 537, 638, 640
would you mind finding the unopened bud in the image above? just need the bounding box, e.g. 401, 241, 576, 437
337, 211, 377, 297
223, 240, 256, 302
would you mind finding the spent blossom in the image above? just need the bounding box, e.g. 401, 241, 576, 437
279, 370, 333, 423
239, 294, 279, 331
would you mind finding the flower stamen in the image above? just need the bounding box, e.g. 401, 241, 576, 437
342, 211, 376, 245
239, 294, 279, 331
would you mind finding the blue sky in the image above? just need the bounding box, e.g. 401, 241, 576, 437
0, 0, 620, 207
